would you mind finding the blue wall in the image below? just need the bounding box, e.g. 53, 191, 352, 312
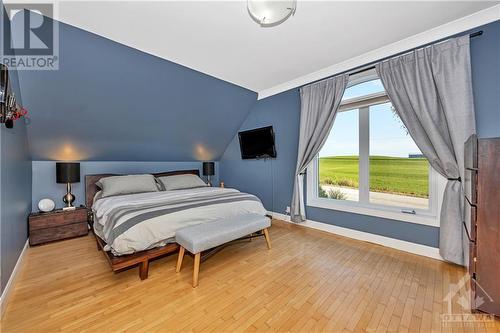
219, 20, 500, 248
0, 27, 32, 292
31, 161, 219, 211
17, 15, 248, 211
470, 21, 500, 138
220, 89, 300, 214
15, 14, 257, 162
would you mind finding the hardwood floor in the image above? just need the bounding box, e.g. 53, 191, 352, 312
1, 220, 499, 332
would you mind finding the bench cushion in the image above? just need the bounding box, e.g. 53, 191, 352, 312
175, 214, 271, 254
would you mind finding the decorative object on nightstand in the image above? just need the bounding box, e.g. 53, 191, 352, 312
220, 181, 225, 188
28, 207, 88, 246
37, 198, 55, 212
56, 162, 80, 210
202, 162, 215, 186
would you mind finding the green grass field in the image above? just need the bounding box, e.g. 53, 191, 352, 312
319, 156, 429, 198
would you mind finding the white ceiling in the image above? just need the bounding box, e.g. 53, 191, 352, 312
30, 1, 500, 95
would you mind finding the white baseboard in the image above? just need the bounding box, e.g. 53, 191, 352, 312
269, 212, 443, 261
0, 239, 29, 318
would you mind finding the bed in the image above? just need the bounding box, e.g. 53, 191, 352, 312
85, 170, 267, 280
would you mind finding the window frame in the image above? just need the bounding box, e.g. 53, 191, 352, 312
306, 71, 445, 227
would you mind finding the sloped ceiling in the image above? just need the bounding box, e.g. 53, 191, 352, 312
40, 1, 499, 94
15, 16, 257, 161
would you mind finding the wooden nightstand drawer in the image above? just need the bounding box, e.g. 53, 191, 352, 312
28, 207, 89, 246
29, 221, 88, 245
29, 208, 87, 231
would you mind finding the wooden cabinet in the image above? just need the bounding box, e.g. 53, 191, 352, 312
29, 207, 89, 245
464, 135, 500, 316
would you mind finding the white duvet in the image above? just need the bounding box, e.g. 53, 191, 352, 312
93, 187, 267, 255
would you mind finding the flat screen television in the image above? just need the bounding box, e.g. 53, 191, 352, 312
238, 126, 277, 159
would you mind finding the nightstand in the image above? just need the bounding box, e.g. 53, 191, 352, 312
28, 207, 89, 246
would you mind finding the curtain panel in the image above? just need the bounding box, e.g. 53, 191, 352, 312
291, 74, 348, 223
376, 36, 476, 265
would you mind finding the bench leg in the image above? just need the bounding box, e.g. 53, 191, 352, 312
193, 253, 201, 288
263, 228, 271, 249
176, 246, 185, 273
139, 260, 149, 280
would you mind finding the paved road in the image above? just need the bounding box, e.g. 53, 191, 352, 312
321, 185, 429, 210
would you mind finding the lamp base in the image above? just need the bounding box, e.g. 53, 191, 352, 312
62, 206, 76, 211
62, 183, 76, 208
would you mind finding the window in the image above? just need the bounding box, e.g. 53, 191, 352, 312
307, 72, 445, 226
369, 102, 429, 209
318, 108, 359, 202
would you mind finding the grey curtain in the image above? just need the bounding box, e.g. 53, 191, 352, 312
291, 74, 349, 222
376, 36, 475, 265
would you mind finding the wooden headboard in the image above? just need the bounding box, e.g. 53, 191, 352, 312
85, 169, 200, 208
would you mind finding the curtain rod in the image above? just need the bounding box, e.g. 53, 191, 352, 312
302, 30, 483, 88
347, 31, 483, 76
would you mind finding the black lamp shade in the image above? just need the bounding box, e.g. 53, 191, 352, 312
56, 162, 80, 183
202, 162, 215, 176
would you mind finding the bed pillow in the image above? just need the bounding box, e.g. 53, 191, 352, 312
93, 190, 103, 204
157, 174, 207, 191
97, 174, 159, 198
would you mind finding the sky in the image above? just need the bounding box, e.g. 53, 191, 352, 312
319, 79, 422, 158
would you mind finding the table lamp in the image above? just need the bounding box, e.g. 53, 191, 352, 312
203, 162, 215, 186
56, 162, 80, 210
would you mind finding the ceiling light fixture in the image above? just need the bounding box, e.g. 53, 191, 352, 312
247, 0, 296, 27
